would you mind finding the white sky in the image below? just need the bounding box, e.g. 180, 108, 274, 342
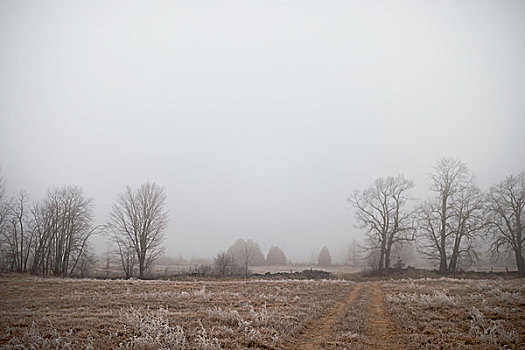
1, 0, 524, 262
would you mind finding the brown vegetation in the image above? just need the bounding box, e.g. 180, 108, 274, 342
0, 276, 523, 349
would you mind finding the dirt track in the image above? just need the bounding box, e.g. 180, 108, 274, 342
287, 284, 363, 349
285, 282, 405, 349
366, 282, 406, 349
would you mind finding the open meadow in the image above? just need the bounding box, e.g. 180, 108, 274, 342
0, 276, 524, 349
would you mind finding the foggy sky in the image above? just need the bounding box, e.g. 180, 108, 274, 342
1, 1, 524, 262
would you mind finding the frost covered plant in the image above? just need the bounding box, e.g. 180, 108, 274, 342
257, 292, 287, 303
120, 306, 187, 349
468, 307, 518, 345
194, 321, 221, 350
245, 327, 265, 344
3, 321, 86, 350
248, 304, 271, 326
193, 286, 211, 301
487, 288, 524, 304
385, 289, 456, 306
206, 307, 242, 326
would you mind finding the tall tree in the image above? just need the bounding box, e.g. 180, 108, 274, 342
108, 182, 168, 278
29, 186, 97, 276
417, 158, 483, 274
3, 192, 33, 272
486, 172, 525, 274
114, 235, 136, 279
447, 184, 485, 273
350, 175, 415, 272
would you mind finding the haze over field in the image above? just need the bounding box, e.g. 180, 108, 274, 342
1, 1, 524, 261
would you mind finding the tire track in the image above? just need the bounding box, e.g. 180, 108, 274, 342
365, 282, 406, 350
285, 284, 362, 350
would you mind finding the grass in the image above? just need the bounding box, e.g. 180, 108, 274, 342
0, 277, 354, 349
382, 278, 525, 349
0, 275, 523, 349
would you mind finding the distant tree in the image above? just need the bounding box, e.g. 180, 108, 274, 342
486, 172, 525, 274
393, 255, 405, 270
344, 239, 363, 266
226, 239, 265, 277
266, 246, 287, 265
318, 246, 332, 267
102, 249, 113, 278
108, 182, 168, 279
30, 186, 97, 277
72, 244, 97, 278
391, 241, 417, 267
214, 251, 234, 277
350, 175, 415, 273
417, 158, 484, 274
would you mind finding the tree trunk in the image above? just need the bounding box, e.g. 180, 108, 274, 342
515, 248, 525, 275
448, 238, 461, 275
448, 254, 457, 275
439, 249, 448, 274
139, 261, 145, 279
516, 225, 524, 274
378, 239, 386, 273
384, 243, 392, 270
439, 194, 448, 274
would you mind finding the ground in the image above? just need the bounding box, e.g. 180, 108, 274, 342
0, 276, 523, 349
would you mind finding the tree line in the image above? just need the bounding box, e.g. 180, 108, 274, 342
0, 170, 331, 279
212, 240, 332, 278
350, 157, 524, 275
0, 177, 167, 279
1, 156, 522, 278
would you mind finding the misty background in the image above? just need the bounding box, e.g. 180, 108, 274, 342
1, 0, 524, 263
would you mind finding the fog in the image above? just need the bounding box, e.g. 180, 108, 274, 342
1, 1, 524, 262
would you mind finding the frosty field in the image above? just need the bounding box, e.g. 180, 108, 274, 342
0, 276, 523, 349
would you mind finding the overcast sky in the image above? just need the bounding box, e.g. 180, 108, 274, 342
1, 0, 524, 262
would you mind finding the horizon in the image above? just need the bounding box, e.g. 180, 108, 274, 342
1, 0, 524, 262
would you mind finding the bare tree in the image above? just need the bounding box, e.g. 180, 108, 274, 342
30, 200, 55, 275
114, 236, 136, 279
0, 172, 11, 271
28, 186, 97, 277
417, 158, 483, 274
108, 182, 168, 279
2, 192, 33, 272
486, 172, 525, 274
226, 239, 265, 277
344, 239, 363, 267
349, 175, 415, 273
447, 184, 485, 273
214, 251, 234, 277
72, 244, 97, 278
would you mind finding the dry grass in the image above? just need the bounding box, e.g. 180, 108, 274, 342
0, 276, 354, 349
382, 278, 525, 349
0, 276, 523, 349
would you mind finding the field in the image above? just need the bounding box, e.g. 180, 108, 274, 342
0, 276, 524, 349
